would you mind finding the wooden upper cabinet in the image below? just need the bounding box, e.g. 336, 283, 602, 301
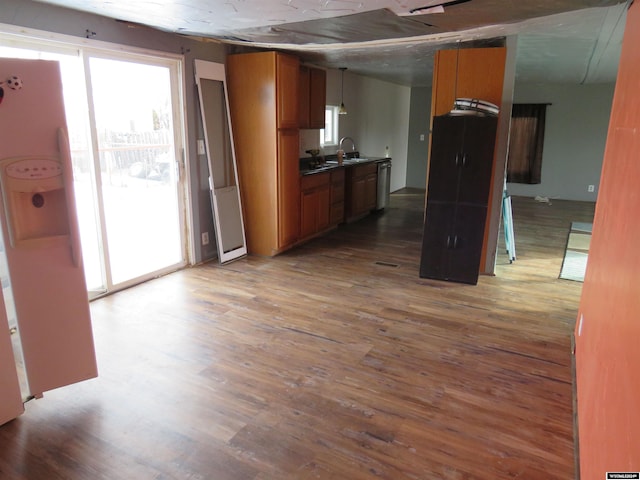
308, 68, 326, 129
298, 66, 311, 129
298, 66, 326, 130
276, 54, 300, 129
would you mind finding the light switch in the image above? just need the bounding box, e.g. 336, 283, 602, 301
197, 139, 206, 155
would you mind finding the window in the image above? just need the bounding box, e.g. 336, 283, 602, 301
321, 105, 339, 146
507, 104, 548, 184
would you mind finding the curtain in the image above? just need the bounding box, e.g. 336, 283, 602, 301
507, 104, 547, 184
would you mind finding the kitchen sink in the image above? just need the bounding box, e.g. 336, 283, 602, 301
326, 158, 369, 165
344, 158, 368, 163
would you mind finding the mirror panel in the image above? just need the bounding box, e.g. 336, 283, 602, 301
195, 60, 247, 263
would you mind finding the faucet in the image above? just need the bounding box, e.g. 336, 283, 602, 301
339, 136, 357, 156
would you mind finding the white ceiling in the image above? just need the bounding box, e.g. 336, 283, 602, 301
34, 0, 629, 86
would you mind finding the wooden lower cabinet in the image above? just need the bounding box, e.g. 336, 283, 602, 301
364, 171, 377, 211
318, 185, 331, 231
346, 162, 378, 222
330, 169, 345, 225
300, 172, 331, 239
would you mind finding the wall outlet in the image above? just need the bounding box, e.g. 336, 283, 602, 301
588, 184, 595, 192
201, 232, 209, 246
419, 134, 425, 141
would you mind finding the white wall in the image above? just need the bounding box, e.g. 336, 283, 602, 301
507, 82, 615, 202
405, 87, 432, 189
301, 69, 411, 193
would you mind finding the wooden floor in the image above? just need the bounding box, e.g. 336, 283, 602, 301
0, 192, 595, 480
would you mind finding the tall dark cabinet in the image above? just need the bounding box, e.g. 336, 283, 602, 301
420, 113, 498, 284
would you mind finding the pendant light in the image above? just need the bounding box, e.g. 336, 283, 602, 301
339, 67, 348, 115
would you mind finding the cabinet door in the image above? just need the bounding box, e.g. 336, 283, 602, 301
317, 183, 331, 230
278, 130, 300, 248
330, 169, 345, 203
308, 68, 327, 129
352, 176, 367, 216
276, 54, 300, 129
427, 115, 464, 203
298, 66, 310, 129
364, 173, 378, 211
419, 202, 455, 280
330, 174, 345, 225
447, 204, 488, 284
300, 188, 318, 238
420, 203, 486, 284
457, 116, 498, 205
330, 203, 344, 225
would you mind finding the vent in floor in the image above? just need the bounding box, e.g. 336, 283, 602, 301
375, 261, 399, 268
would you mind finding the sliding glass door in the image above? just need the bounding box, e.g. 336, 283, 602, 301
85, 56, 185, 289
0, 37, 189, 297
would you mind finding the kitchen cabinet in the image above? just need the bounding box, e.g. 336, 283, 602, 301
300, 172, 330, 239
345, 162, 378, 222
330, 168, 345, 225
298, 66, 326, 129
298, 66, 310, 129
227, 51, 300, 256
308, 68, 326, 129
277, 54, 300, 129
279, 129, 301, 247
420, 114, 498, 284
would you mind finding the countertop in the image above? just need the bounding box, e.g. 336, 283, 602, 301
300, 155, 389, 176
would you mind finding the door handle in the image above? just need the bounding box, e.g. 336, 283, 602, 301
453, 235, 459, 249
446, 235, 451, 248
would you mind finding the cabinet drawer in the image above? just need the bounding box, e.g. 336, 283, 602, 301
353, 162, 378, 177
300, 171, 330, 191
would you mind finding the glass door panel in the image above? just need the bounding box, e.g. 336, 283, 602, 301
0, 39, 188, 295
88, 57, 184, 285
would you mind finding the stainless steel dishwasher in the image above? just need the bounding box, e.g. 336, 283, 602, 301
376, 159, 392, 210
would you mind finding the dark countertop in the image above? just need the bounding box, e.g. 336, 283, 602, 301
300, 155, 390, 176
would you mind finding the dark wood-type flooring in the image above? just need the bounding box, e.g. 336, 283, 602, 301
0, 192, 595, 479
